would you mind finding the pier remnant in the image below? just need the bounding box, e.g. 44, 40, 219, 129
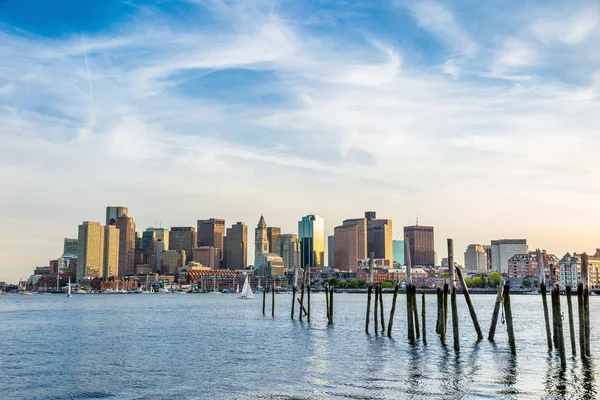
566, 285, 576, 356
448, 239, 459, 351
502, 283, 516, 355
387, 282, 399, 337
488, 278, 505, 342
291, 264, 298, 319
538, 249, 553, 350
366, 254, 374, 334
456, 266, 483, 340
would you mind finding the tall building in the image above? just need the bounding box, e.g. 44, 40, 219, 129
254, 253, 285, 276
392, 240, 405, 265
403, 225, 435, 267
116, 213, 136, 276
63, 238, 79, 257
162, 250, 187, 274
364, 212, 392, 261
77, 221, 104, 281
106, 206, 128, 226
155, 239, 165, 272
254, 216, 269, 266
103, 225, 120, 277
224, 222, 248, 269
334, 223, 360, 272
192, 246, 218, 269
276, 234, 300, 271
464, 244, 488, 271
267, 227, 281, 254
146, 227, 169, 250
298, 214, 325, 268
138, 230, 157, 267
169, 227, 197, 261
328, 235, 335, 268
197, 218, 225, 261
490, 239, 527, 274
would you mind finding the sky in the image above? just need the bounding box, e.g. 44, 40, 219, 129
1, 0, 599, 283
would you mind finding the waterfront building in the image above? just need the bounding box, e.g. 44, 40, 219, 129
464, 244, 488, 272
169, 227, 197, 261
77, 221, 105, 281
224, 222, 248, 270
116, 213, 136, 276
507, 251, 558, 280
197, 218, 225, 262
162, 250, 187, 274
192, 246, 218, 269
267, 227, 281, 254
328, 235, 335, 267
275, 234, 300, 271
106, 206, 128, 226
103, 225, 120, 277
392, 240, 405, 265
298, 214, 325, 268
490, 239, 527, 274
254, 253, 285, 276
364, 212, 392, 262
254, 216, 269, 266
146, 227, 169, 251
404, 224, 435, 267
558, 253, 580, 288
333, 218, 367, 272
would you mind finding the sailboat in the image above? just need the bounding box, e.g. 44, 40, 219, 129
239, 275, 254, 299
236, 284, 240, 293
67, 278, 72, 298
209, 276, 221, 294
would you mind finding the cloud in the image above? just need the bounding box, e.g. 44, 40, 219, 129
530, 2, 600, 45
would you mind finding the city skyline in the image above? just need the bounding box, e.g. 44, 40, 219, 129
1, 1, 600, 281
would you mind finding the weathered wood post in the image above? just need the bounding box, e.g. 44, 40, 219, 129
538, 249, 553, 350
299, 268, 306, 322
456, 266, 483, 340
262, 285, 266, 315
552, 284, 566, 364
387, 281, 399, 337
379, 283, 385, 332
502, 283, 516, 355
448, 239, 459, 351
436, 288, 442, 334
325, 284, 330, 324
578, 282, 586, 357
565, 285, 576, 356
307, 266, 311, 323
272, 283, 275, 317
441, 283, 448, 346
329, 286, 334, 325
405, 241, 415, 342
422, 292, 426, 345
488, 277, 505, 341
582, 253, 591, 358
412, 286, 420, 339
291, 264, 298, 319
366, 255, 374, 334
374, 284, 380, 334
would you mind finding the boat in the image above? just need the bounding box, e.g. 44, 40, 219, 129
236, 284, 240, 293
67, 278, 72, 298
208, 276, 221, 294
239, 275, 254, 299
157, 287, 171, 294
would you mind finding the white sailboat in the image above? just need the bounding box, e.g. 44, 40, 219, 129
67, 277, 72, 298
239, 275, 254, 299
236, 284, 240, 293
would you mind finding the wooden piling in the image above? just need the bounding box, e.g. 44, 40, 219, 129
412, 286, 420, 339
272, 283, 275, 317
387, 283, 399, 337
422, 292, 426, 345
297, 298, 308, 316
299, 268, 306, 322
325, 284, 330, 324
307, 267, 311, 323
541, 281, 553, 350
456, 266, 483, 340
379, 283, 385, 332
552, 284, 566, 364
582, 253, 591, 358
374, 284, 380, 334
448, 239, 459, 351
578, 282, 586, 358
441, 283, 448, 346
502, 283, 516, 355
262, 286, 266, 315
407, 285, 415, 343
329, 286, 334, 325
565, 285, 576, 356
366, 254, 374, 334
436, 288, 442, 334
551, 284, 559, 350
291, 264, 298, 320
488, 278, 505, 342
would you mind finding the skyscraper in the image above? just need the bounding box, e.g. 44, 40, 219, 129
103, 225, 120, 277
392, 240, 405, 265
197, 218, 225, 261
364, 212, 392, 261
267, 227, 281, 254
116, 213, 136, 276
327, 235, 335, 268
276, 234, 300, 271
169, 227, 197, 261
63, 238, 78, 257
224, 222, 248, 269
490, 239, 527, 274
192, 246, 218, 269
404, 225, 435, 267
106, 206, 128, 226
77, 221, 105, 281
254, 215, 269, 266
155, 239, 165, 272
464, 244, 488, 271
298, 214, 325, 268
146, 227, 169, 250
334, 223, 360, 272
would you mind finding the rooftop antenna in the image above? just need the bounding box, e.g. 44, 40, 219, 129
416, 215, 419, 226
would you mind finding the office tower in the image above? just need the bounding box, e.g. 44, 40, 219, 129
62, 238, 79, 257
116, 213, 136, 276
328, 235, 335, 267
464, 244, 488, 271
106, 206, 128, 226
276, 234, 301, 271
485, 245, 492, 270
161, 250, 187, 274
155, 239, 165, 272
138, 230, 157, 267
197, 218, 225, 261
224, 222, 248, 269
490, 239, 527, 274
169, 227, 197, 261
254, 215, 269, 266
364, 212, 392, 261
403, 225, 435, 267
334, 223, 360, 272
267, 227, 281, 254
77, 221, 105, 281
192, 246, 217, 269
103, 225, 120, 277
392, 240, 405, 265
146, 227, 169, 250
298, 214, 325, 268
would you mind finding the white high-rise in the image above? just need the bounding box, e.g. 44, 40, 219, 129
490, 239, 527, 274
464, 244, 487, 271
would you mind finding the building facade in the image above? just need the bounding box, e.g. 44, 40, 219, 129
169, 227, 197, 261
404, 225, 435, 267
192, 246, 218, 269
63, 238, 79, 257
106, 206, 128, 226
116, 213, 136, 276
254, 253, 285, 276
507, 250, 558, 280
254, 216, 269, 266
103, 225, 120, 277
162, 250, 187, 274
77, 221, 105, 281
333, 218, 368, 272
464, 244, 488, 271
392, 240, 405, 265
298, 214, 325, 268
275, 234, 300, 272
327, 235, 335, 268
224, 222, 248, 269
197, 218, 225, 262
490, 239, 527, 274
146, 227, 169, 251
267, 227, 281, 254
363, 212, 392, 262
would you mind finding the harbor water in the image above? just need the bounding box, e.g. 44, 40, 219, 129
0, 293, 598, 399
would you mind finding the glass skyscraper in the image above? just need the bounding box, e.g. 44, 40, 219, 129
392, 240, 405, 265
298, 214, 325, 268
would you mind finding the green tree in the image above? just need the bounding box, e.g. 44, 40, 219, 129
441, 272, 450, 278
381, 280, 394, 289
488, 272, 501, 287
328, 278, 340, 288
464, 278, 474, 287
345, 280, 360, 289
473, 276, 485, 288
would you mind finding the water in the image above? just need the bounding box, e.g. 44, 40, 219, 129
0, 293, 598, 399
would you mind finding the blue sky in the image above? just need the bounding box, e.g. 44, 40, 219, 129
1, 0, 599, 282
